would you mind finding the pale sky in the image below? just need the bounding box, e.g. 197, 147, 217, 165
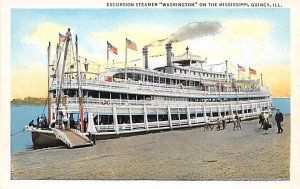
11, 8, 290, 98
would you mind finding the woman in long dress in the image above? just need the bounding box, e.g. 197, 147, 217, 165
262, 118, 269, 135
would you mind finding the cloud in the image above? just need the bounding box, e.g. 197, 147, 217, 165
184, 19, 285, 66
23, 22, 70, 50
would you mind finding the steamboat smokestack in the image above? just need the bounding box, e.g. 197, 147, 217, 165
166, 43, 172, 67
142, 47, 148, 69
165, 43, 174, 74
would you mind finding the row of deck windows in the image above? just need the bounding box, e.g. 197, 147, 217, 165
92, 108, 255, 125
174, 69, 227, 79
55, 90, 268, 102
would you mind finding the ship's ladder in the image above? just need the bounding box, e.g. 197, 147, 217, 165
52, 128, 94, 148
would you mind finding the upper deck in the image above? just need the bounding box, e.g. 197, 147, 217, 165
50, 39, 268, 101
50, 74, 270, 100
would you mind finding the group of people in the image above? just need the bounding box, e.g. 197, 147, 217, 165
28, 115, 48, 128
259, 108, 284, 134
205, 109, 284, 134
216, 116, 226, 131
205, 113, 241, 131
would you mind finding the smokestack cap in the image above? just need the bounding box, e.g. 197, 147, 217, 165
166, 43, 172, 49
142, 47, 148, 53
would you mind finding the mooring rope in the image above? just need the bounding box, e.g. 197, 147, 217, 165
11, 128, 25, 136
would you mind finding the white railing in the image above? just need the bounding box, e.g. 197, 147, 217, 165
53, 97, 271, 108
50, 80, 270, 100
51, 78, 268, 97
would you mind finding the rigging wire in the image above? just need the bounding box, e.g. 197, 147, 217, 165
11, 128, 25, 136
41, 36, 68, 116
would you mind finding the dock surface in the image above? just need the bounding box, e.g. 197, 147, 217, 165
11, 115, 290, 180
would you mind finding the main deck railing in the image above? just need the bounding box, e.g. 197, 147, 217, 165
53, 97, 272, 108
51, 78, 270, 98
93, 112, 260, 134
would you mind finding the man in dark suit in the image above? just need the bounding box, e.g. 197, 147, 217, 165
275, 109, 284, 133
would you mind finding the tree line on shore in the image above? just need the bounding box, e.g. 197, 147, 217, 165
11, 97, 46, 105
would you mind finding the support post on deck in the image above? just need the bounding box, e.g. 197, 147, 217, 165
186, 105, 191, 127
112, 105, 119, 134
251, 103, 254, 118
242, 105, 245, 118
129, 106, 133, 131
167, 105, 173, 129
230, 105, 234, 119
143, 105, 149, 131
178, 108, 181, 127
203, 106, 207, 123
156, 107, 160, 127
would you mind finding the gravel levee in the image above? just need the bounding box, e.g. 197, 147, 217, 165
11, 116, 290, 180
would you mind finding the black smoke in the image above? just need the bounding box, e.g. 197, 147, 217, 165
145, 21, 222, 47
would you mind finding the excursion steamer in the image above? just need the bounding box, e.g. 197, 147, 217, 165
25, 28, 272, 147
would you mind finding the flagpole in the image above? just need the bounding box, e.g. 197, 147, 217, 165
47, 42, 51, 124
75, 35, 84, 132
107, 41, 109, 68
237, 64, 240, 80
56, 28, 71, 123
249, 68, 251, 80
125, 38, 128, 81
225, 60, 229, 83
261, 73, 263, 87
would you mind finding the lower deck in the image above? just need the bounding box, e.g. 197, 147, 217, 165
51, 98, 272, 135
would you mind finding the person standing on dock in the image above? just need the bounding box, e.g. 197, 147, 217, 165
217, 117, 221, 131
275, 109, 284, 134
233, 113, 241, 130
222, 115, 226, 129
204, 116, 213, 131
259, 112, 264, 129
29, 120, 34, 127
262, 117, 270, 135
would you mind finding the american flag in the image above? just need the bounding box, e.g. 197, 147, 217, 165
249, 67, 257, 75
238, 64, 246, 72
126, 38, 137, 51
107, 42, 118, 55
59, 33, 66, 43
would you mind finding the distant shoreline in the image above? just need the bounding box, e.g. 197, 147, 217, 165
11, 97, 47, 105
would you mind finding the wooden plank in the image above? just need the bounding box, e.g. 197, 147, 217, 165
57, 129, 92, 148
